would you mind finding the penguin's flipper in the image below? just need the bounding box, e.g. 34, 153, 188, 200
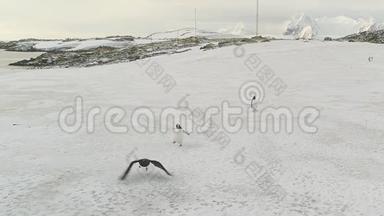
150, 160, 172, 176
120, 160, 140, 180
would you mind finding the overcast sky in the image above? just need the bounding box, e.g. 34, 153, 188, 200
0, 0, 383, 40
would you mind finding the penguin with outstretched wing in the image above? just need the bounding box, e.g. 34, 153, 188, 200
120, 159, 172, 180
173, 123, 190, 146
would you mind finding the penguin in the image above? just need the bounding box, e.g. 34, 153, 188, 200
251, 95, 258, 111
173, 123, 190, 147
120, 159, 172, 180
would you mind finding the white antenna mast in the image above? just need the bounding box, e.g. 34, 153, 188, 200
256, 0, 259, 36
194, 8, 197, 37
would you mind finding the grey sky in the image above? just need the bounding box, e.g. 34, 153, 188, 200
0, 0, 383, 40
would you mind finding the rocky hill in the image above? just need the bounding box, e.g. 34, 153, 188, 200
338, 29, 384, 44
2, 34, 271, 68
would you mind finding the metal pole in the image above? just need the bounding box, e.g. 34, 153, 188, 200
194, 8, 197, 37
256, 0, 259, 36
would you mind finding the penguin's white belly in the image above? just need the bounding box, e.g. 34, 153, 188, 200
174, 130, 183, 144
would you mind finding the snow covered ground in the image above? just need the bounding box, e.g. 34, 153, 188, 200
1, 40, 384, 216
32, 39, 133, 51
6, 28, 251, 53
16, 38, 137, 52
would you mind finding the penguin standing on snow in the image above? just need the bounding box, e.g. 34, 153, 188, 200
251, 95, 258, 111
173, 123, 190, 146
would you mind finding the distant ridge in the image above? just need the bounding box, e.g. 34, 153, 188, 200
338, 29, 384, 44
145, 27, 251, 40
